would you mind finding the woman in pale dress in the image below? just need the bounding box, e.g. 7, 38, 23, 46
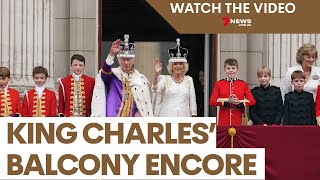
152, 38, 197, 117
283, 43, 320, 100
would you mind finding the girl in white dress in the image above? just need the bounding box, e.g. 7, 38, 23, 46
152, 38, 197, 117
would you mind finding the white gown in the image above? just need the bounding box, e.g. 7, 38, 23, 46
152, 75, 197, 117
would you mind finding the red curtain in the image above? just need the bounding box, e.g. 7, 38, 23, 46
217, 126, 320, 180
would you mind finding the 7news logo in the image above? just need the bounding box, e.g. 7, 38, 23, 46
222, 17, 252, 27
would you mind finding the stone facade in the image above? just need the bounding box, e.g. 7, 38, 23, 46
54, 0, 98, 90
2, 1, 320, 107
0, 0, 98, 97
0, 0, 54, 94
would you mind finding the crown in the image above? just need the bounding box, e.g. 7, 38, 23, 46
117, 34, 135, 58
168, 38, 188, 63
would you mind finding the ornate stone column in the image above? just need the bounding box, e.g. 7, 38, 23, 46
0, 0, 54, 94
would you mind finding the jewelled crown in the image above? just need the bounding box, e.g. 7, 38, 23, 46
117, 34, 135, 58
168, 38, 188, 63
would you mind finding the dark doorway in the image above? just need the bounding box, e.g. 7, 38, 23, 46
102, 0, 178, 41
101, 0, 205, 75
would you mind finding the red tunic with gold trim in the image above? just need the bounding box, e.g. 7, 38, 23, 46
22, 88, 57, 117
58, 74, 95, 117
0, 88, 22, 117
209, 78, 256, 126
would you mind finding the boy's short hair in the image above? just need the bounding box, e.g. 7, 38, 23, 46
296, 43, 318, 64
71, 54, 85, 65
291, 70, 306, 81
224, 58, 238, 68
0, 67, 10, 78
33, 66, 48, 78
257, 66, 271, 77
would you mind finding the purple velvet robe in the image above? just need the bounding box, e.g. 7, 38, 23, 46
101, 63, 137, 117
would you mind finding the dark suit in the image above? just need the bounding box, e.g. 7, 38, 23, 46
283, 90, 316, 125
250, 85, 284, 125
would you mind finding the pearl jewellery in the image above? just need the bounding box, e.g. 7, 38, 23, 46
172, 76, 184, 83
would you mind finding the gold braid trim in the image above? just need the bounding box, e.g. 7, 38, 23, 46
36, 99, 42, 117
118, 78, 134, 117
33, 91, 45, 117
118, 95, 126, 117
1, 90, 12, 117
101, 69, 112, 75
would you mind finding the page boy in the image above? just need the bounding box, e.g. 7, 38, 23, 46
249, 66, 283, 125
283, 70, 316, 125
0, 67, 21, 117
22, 66, 56, 117
209, 58, 256, 125
58, 54, 95, 117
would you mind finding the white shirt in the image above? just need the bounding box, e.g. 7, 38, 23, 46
72, 73, 82, 81
282, 64, 320, 100
0, 85, 9, 96
35, 85, 45, 99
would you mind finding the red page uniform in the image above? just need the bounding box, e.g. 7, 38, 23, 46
58, 74, 95, 117
22, 88, 57, 117
210, 78, 256, 125
0, 87, 21, 117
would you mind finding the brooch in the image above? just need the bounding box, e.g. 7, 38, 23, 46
312, 74, 319, 80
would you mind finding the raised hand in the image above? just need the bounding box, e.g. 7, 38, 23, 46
109, 39, 122, 57
153, 58, 162, 86
154, 58, 162, 74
